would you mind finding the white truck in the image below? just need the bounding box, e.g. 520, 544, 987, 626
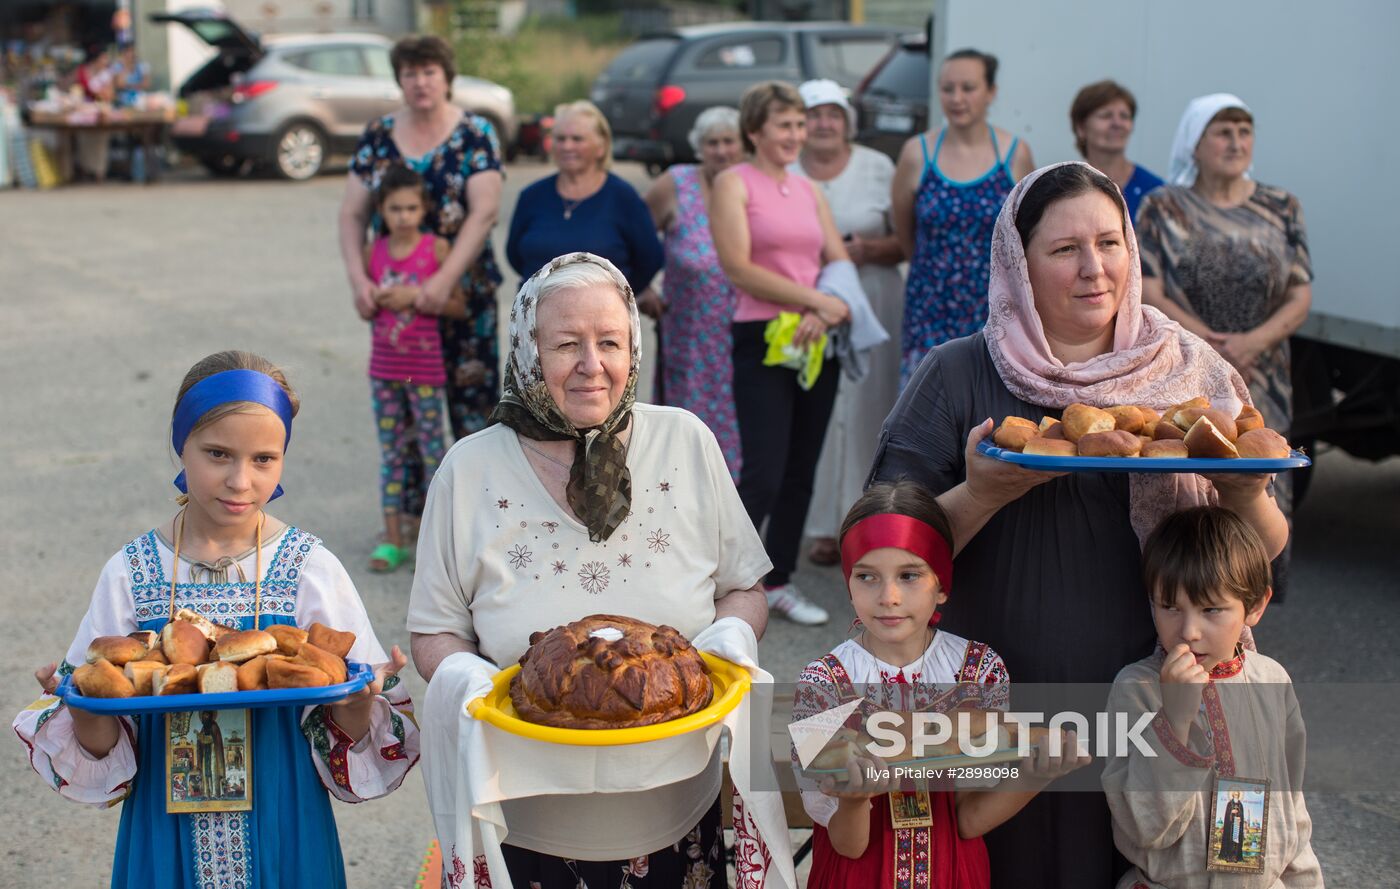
926, 0, 1400, 472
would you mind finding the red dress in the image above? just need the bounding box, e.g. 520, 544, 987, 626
797, 637, 1005, 889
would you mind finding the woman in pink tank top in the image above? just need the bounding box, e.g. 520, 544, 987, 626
362, 165, 468, 572
710, 81, 852, 627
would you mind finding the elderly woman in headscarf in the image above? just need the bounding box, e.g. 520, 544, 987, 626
868, 162, 1288, 889
407, 252, 772, 888
1136, 93, 1311, 599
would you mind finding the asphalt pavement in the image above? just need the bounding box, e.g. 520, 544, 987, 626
1, 161, 1396, 887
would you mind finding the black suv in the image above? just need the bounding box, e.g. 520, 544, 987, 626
852, 34, 931, 160
592, 22, 905, 170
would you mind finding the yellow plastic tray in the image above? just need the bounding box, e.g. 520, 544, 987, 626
467, 652, 750, 746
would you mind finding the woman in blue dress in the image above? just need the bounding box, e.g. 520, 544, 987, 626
1069, 80, 1164, 221
892, 48, 1034, 386
15, 351, 419, 889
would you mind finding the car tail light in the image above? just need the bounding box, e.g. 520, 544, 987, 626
653, 85, 685, 116
231, 81, 278, 104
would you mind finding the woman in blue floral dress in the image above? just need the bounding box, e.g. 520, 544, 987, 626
337, 36, 504, 567
892, 49, 1034, 385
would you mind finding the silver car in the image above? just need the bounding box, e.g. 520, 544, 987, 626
155, 9, 517, 180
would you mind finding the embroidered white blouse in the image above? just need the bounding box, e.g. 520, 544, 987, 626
793, 631, 1010, 827
13, 526, 419, 806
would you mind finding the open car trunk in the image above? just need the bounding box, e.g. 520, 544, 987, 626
149, 7, 262, 98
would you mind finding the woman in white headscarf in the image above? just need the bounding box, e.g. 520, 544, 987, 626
407, 252, 773, 889
1136, 93, 1312, 598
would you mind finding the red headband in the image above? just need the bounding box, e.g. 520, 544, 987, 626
841, 513, 954, 609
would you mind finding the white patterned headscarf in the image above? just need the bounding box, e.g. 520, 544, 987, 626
982, 162, 1253, 545
1167, 93, 1253, 186
490, 252, 642, 542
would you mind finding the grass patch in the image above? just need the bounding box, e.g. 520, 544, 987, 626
452, 15, 632, 116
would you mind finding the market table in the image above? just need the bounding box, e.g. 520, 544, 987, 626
24, 109, 172, 184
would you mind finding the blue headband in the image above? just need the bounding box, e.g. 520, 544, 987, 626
171, 369, 294, 501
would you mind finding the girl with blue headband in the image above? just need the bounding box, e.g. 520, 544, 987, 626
15, 350, 420, 889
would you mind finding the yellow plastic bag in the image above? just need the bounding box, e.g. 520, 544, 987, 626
763, 312, 826, 390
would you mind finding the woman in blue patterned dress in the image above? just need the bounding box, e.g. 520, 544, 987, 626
892, 49, 1034, 385
338, 36, 504, 567
642, 106, 745, 478
15, 351, 418, 889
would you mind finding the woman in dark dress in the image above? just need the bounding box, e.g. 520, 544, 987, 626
869, 162, 1288, 889
337, 35, 504, 567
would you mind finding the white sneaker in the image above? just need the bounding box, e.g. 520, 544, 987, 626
766, 583, 830, 626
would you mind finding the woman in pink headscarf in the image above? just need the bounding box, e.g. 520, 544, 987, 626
868, 161, 1287, 889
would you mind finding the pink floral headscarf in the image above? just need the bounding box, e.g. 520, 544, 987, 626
983, 161, 1254, 544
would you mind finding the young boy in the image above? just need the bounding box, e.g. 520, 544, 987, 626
1102, 506, 1323, 888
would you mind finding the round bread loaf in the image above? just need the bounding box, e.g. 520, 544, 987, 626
161, 621, 210, 666
1235, 405, 1266, 434
1236, 428, 1291, 459
1077, 429, 1142, 457
1061, 403, 1116, 442
510, 614, 713, 730
1141, 439, 1190, 459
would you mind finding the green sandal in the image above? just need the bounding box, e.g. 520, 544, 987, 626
368, 542, 409, 573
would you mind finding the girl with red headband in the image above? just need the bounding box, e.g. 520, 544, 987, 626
794, 481, 1090, 889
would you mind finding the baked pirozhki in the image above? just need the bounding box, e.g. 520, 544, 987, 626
993, 417, 1038, 452
306, 623, 355, 659
1061, 403, 1116, 442
266, 624, 307, 656
1076, 429, 1142, 458
86, 635, 150, 668
74, 659, 136, 698
1022, 437, 1078, 457
510, 614, 713, 730
1236, 428, 1291, 459
212, 629, 278, 664
266, 659, 331, 689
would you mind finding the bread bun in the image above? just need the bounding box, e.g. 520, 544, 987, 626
124, 660, 167, 696
1136, 406, 1162, 428
1152, 418, 1187, 441
1141, 439, 1190, 459
161, 620, 210, 666
306, 623, 355, 659
1236, 428, 1291, 459
144, 648, 169, 665
1077, 429, 1142, 457
266, 624, 307, 657
212, 629, 277, 664
1061, 403, 1117, 442
1184, 416, 1240, 458
237, 656, 270, 691
1174, 407, 1238, 441
127, 630, 159, 651
292, 642, 348, 685
1106, 406, 1145, 434
266, 659, 331, 689
1022, 437, 1078, 457
74, 659, 136, 698
1236, 405, 1266, 434
154, 663, 198, 696
1165, 397, 1210, 428
198, 661, 240, 694
993, 420, 1037, 452
174, 608, 235, 642
1040, 418, 1068, 440
86, 635, 149, 667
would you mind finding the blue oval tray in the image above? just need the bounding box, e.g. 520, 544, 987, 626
57, 661, 372, 714
977, 440, 1311, 474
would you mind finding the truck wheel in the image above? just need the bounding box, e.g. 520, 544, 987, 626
273, 122, 326, 181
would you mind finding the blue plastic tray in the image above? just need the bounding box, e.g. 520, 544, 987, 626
57, 662, 373, 714
977, 440, 1310, 474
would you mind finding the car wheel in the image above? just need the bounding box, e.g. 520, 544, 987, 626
199, 154, 247, 178
273, 122, 326, 181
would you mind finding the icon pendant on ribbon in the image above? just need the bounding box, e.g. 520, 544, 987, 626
166, 709, 253, 813
1207, 774, 1268, 873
